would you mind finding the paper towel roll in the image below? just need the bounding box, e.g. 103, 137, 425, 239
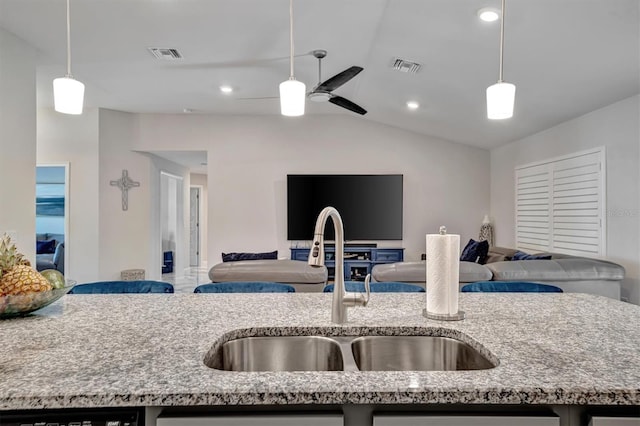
426, 232, 460, 315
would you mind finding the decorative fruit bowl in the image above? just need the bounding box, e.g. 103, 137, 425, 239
0, 280, 76, 319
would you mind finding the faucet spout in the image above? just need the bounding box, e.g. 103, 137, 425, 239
308, 206, 370, 324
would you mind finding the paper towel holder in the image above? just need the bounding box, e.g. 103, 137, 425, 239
423, 308, 466, 321
424, 224, 466, 321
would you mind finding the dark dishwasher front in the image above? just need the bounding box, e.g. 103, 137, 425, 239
0, 407, 143, 426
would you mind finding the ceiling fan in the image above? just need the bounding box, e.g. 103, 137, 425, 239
308, 49, 367, 115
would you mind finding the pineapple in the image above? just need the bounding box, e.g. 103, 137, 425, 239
0, 234, 52, 296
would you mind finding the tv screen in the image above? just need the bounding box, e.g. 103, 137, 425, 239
287, 174, 403, 241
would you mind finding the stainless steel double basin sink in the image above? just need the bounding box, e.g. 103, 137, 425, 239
205, 332, 497, 372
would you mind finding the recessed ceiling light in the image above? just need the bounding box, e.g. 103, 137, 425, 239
406, 101, 420, 110
477, 8, 500, 22
219, 85, 233, 94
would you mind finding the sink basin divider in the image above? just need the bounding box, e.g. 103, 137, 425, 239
333, 337, 360, 372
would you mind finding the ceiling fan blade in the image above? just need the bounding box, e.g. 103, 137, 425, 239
316, 66, 363, 92
329, 96, 367, 115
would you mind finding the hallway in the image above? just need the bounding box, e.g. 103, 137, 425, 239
161, 265, 210, 293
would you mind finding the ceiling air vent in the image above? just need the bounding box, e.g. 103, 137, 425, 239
148, 47, 183, 60
392, 58, 421, 74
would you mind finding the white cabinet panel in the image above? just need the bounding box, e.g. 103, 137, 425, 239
373, 415, 559, 426
589, 417, 640, 426
157, 414, 343, 426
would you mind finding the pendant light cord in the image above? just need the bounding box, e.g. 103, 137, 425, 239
498, 0, 505, 82
66, 0, 72, 77
289, 0, 294, 79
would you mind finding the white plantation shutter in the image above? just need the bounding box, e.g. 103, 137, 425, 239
515, 148, 606, 257
515, 163, 551, 252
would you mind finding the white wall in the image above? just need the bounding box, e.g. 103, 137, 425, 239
133, 114, 491, 265
0, 28, 37, 262
39, 107, 190, 282
190, 173, 208, 264
37, 108, 100, 282
98, 109, 153, 280
491, 95, 640, 304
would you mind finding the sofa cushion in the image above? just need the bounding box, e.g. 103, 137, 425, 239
37, 233, 64, 242
485, 246, 518, 263
36, 239, 56, 254
222, 250, 278, 262
194, 282, 295, 293
70, 280, 174, 294
371, 261, 492, 283
485, 253, 508, 263
35, 254, 55, 272
460, 239, 489, 264
461, 281, 563, 293
209, 259, 327, 284
53, 243, 65, 274
512, 250, 552, 261
486, 258, 625, 282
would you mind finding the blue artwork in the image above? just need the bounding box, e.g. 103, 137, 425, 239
36, 167, 66, 217
36, 196, 65, 216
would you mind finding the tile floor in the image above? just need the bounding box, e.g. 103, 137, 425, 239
161, 265, 210, 293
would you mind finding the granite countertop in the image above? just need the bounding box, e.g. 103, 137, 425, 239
0, 293, 639, 410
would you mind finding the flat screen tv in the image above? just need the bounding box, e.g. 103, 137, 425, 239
287, 174, 403, 241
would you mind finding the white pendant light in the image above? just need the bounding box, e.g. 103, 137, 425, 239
53, 0, 84, 115
280, 0, 305, 117
486, 0, 515, 120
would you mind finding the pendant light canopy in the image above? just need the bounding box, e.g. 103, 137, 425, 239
280, 0, 305, 117
486, 0, 515, 120
54, 0, 84, 115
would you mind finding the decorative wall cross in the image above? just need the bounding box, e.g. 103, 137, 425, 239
110, 169, 140, 211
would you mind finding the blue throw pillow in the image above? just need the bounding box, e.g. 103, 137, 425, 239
460, 239, 489, 264
36, 239, 57, 254
222, 250, 278, 262
512, 250, 552, 260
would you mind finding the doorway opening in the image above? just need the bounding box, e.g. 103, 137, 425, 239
189, 186, 202, 267
160, 171, 184, 278
35, 164, 69, 277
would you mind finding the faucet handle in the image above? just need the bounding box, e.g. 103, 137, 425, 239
362, 274, 371, 306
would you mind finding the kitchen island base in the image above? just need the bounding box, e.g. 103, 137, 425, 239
149, 405, 640, 426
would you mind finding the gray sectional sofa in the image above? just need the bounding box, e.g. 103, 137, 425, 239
35, 233, 65, 274
371, 246, 625, 300
209, 259, 328, 292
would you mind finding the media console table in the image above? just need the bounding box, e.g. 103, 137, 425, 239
290, 246, 404, 281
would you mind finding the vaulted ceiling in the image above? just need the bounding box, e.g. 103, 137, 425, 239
1, 0, 638, 149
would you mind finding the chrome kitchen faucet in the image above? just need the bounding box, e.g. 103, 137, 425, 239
309, 206, 370, 323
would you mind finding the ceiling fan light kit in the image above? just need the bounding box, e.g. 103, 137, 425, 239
486, 0, 515, 120
280, 78, 306, 116
486, 81, 516, 119
53, 0, 84, 115
53, 76, 85, 115
280, 0, 306, 117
